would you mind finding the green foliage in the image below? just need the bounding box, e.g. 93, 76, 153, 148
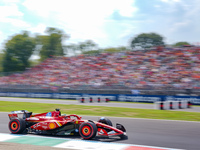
0, 53, 3, 72
37, 27, 69, 61
2, 31, 36, 72
1, 101, 200, 121
64, 44, 79, 56
29, 59, 40, 67
104, 48, 122, 53
103, 47, 129, 53
82, 50, 102, 55
117, 46, 130, 51
82, 46, 129, 55
131, 32, 165, 49
65, 40, 98, 56
174, 41, 191, 47
78, 40, 97, 53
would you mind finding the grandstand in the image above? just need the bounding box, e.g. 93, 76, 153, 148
0, 46, 200, 96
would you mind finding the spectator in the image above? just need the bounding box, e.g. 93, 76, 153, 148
0, 46, 199, 90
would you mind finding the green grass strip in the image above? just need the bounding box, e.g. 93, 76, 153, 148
1, 101, 200, 121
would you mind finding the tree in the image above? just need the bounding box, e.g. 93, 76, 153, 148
117, 46, 129, 51
2, 31, 36, 73
0, 53, 3, 73
130, 33, 165, 49
37, 27, 69, 61
174, 41, 191, 47
64, 44, 79, 56
103, 47, 122, 53
82, 50, 102, 55
78, 40, 97, 53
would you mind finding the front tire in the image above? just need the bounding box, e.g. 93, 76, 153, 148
8, 118, 26, 134
79, 122, 97, 140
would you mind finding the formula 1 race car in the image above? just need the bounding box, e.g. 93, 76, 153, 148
8, 109, 127, 140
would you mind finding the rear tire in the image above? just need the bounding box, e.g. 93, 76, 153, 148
79, 122, 97, 140
9, 118, 26, 134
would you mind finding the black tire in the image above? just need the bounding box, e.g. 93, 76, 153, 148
98, 117, 112, 126
8, 118, 26, 134
79, 122, 97, 140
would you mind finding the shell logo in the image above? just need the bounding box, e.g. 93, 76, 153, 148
49, 122, 56, 129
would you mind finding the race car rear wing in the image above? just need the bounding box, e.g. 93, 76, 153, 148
8, 110, 32, 120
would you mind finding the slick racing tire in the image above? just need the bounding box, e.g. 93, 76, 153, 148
98, 117, 113, 126
9, 118, 26, 134
79, 122, 97, 140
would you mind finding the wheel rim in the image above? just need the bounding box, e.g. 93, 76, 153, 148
82, 126, 91, 136
11, 122, 18, 130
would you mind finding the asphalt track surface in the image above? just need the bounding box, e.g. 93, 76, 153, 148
0, 97, 200, 150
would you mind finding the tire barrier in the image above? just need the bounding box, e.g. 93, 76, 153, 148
155, 100, 192, 110
78, 96, 110, 103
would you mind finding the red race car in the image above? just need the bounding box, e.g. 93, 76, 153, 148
8, 109, 127, 140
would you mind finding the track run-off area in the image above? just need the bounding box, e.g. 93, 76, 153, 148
0, 97, 200, 150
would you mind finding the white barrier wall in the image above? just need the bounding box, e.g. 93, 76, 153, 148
163, 101, 170, 110
172, 101, 179, 109
78, 96, 110, 103
155, 100, 192, 110
180, 101, 187, 109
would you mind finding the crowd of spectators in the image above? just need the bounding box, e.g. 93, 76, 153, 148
0, 46, 200, 90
